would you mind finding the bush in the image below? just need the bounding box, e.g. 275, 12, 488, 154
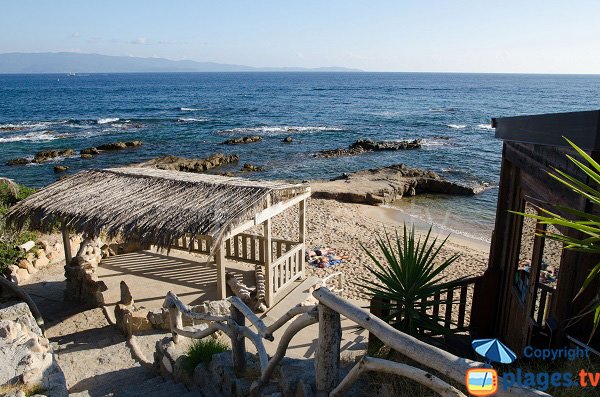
0, 180, 38, 275
182, 337, 229, 374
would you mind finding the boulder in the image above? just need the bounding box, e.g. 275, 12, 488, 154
97, 141, 143, 151
222, 135, 262, 144
32, 149, 75, 163
80, 153, 94, 159
33, 254, 49, 269
315, 139, 422, 158
80, 147, 100, 155
6, 158, 30, 166
282, 136, 293, 143
53, 165, 69, 173
138, 153, 239, 173
16, 259, 29, 269
241, 163, 264, 172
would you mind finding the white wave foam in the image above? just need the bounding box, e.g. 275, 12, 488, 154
178, 118, 209, 123
0, 120, 66, 130
477, 123, 495, 130
0, 131, 57, 143
180, 107, 202, 111
97, 117, 120, 124
221, 125, 346, 134
421, 139, 448, 147
447, 124, 466, 129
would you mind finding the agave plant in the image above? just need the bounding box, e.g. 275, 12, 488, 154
515, 137, 600, 339
360, 224, 462, 337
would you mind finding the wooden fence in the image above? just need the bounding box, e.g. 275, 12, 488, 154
163, 286, 550, 397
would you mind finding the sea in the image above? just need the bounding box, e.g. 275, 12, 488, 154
1, 72, 600, 243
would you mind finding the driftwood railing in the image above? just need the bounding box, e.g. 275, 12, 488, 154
163, 286, 549, 397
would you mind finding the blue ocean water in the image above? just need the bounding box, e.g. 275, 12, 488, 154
1, 72, 600, 241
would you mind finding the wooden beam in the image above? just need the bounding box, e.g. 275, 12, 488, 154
215, 241, 227, 300
298, 198, 306, 278
61, 224, 72, 265
263, 196, 273, 307
254, 191, 311, 225
222, 219, 255, 241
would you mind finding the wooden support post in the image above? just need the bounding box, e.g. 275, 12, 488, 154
230, 304, 247, 376
316, 303, 341, 396
368, 296, 388, 355
298, 199, 306, 278
263, 197, 273, 307
61, 224, 72, 265
216, 241, 227, 300
169, 306, 183, 344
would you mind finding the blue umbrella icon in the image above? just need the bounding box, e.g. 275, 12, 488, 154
472, 338, 517, 365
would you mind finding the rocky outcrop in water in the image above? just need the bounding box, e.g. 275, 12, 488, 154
6, 149, 75, 166
241, 163, 264, 172
222, 135, 262, 145
311, 164, 486, 205
138, 153, 239, 173
314, 139, 422, 158
81, 141, 143, 156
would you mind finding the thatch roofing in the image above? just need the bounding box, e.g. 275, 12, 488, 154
6, 167, 308, 251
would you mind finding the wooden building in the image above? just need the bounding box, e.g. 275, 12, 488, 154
471, 109, 600, 353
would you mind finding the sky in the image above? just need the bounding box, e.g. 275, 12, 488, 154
1, 0, 600, 73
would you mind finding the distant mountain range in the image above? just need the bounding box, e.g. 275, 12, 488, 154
0, 52, 362, 73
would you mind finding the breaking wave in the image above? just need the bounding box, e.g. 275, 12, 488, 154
447, 124, 466, 129
220, 125, 346, 134
0, 131, 58, 143
178, 117, 209, 123
97, 117, 120, 124
477, 123, 495, 130
180, 107, 202, 111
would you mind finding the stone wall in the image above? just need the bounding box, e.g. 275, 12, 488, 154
0, 302, 68, 397
6, 237, 71, 286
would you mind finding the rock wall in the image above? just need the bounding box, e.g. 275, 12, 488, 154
6, 238, 69, 286
0, 302, 67, 397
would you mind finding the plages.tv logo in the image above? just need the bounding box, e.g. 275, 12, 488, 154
466, 338, 516, 396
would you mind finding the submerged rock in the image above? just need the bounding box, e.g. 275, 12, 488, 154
32, 148, 75, 163
282, 136, 293, 143
315, 138, 422, 158
311, 164, 487, 205
222, 135, 262, 144
139, 153, 239, 173
53, 165, 69, 173
80, 153, 94, 159
97, 140, 143, 151
6, 158, 30, 166
80, 147, 100, 155
241, 163, 264, 172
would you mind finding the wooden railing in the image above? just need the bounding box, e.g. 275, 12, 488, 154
225, 233, 298, 264
163, 286, 549, 397
270, 243, 304, 295
533, 283, 555, 327
370, 276, 480, 336
170, 234, 212, 254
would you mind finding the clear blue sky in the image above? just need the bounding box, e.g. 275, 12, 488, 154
2, 0, 599, 73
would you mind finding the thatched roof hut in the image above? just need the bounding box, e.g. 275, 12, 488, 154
6, 167, 309, 253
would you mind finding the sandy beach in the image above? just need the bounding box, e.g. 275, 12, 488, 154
270, 197, 491, 301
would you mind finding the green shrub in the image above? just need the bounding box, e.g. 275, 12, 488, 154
182, 337, 229, 374
0, 180, 38, 275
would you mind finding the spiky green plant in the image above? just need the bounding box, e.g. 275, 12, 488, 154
514, 137, 600, 340
360, 224, 463, 337
182, 337, 229, 374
